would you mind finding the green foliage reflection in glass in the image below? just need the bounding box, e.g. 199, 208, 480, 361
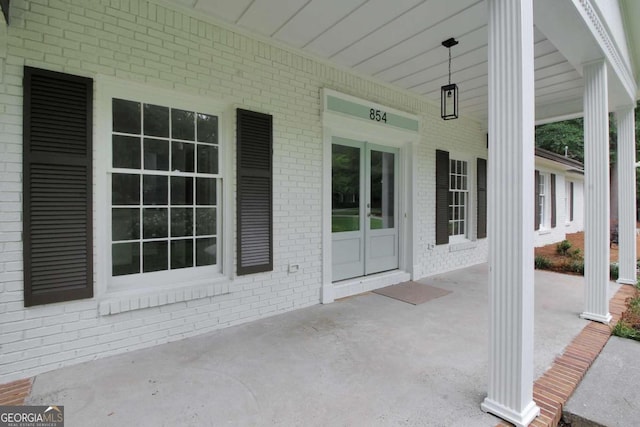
332, 144, 360, 232
111, 98, 218, 276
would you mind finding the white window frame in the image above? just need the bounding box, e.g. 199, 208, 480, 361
448, 154, 474, 244
95, 77, 232, 298
538, 172, 551, 230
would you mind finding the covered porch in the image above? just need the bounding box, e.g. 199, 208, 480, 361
186, 1, 640, 424
26, 265, 621, 426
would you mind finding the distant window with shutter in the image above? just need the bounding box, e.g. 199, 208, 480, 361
535, 170, 541, 231
570, 182, 574, 221
550, 174, 556, 228
448, 158, 469, 241
236, 109, 273, 275
477, 158, 487, 239
435, 150, 449, 245
535, 170, 553, 230
23, 67, 93, 306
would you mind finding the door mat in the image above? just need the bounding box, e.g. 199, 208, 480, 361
373, 281, 452, 305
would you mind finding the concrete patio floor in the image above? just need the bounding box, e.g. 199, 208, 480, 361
26, 264, 620, 426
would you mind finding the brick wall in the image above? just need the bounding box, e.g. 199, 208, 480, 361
0, 0, 487, 383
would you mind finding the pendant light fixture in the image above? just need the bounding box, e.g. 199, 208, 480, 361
441, 37, 459, 120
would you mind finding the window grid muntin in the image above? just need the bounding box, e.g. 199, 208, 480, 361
111, 98, 219, 277
448, 159, 468, 237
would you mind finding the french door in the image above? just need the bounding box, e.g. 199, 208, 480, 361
331, 137, 399, 282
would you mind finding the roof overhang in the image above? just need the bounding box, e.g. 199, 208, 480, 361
163, 0, 638, 126
535, 148, 584, 176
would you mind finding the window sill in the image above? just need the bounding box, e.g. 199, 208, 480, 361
449, 241, 477, 252
538, 229, 552, 235
98, 277, 231, 316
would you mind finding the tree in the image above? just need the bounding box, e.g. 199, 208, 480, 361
535, 101, 640, 220
535, 101, 639, 163
535, 117, 585, 162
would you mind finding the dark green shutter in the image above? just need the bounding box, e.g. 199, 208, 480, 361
534, 170, 540, 231
550, 174, 556, 228
435, 149, 449, 245
570, 182, 574, 221
23, 67, 93, 306
236, 109, 273, 275
477, 158, 487, 239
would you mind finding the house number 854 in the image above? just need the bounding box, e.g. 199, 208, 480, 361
369, 109, 387, 123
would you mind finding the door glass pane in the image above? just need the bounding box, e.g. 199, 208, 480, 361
332, 144, 360, 232
370, 150, 394, 230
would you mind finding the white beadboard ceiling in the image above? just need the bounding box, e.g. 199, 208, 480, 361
170, 0, 590, 125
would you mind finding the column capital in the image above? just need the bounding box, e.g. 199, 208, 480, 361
615, 104, 637, 114
581, 58, 607, 68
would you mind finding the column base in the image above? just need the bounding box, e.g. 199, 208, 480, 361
481, 398, 539, 427
617, 278, 637, 286
580, 312, 612, 324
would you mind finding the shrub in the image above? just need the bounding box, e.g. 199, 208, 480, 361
534, 255, 552, 270
612, 321, 640, 340
556, 240, 572, 255
613, 292, 640, 342
570, 248, 582, 260
610, 263, 619, 281
567, 260, 584, 275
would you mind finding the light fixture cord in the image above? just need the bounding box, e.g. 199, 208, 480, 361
448, 48, 452, 85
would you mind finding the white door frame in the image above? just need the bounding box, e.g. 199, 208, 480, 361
320, 90, 420, 303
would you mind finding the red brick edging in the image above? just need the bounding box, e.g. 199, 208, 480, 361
497, 284, 637, 427
0, 378, 33, 406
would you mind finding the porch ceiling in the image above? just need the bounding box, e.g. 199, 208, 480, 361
168, 0, 631, 126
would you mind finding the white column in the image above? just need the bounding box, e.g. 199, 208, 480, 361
581, 60, 612, 324
616, 106, 637, 285
481, 1, 540, 426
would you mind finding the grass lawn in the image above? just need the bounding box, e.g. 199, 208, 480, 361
332, 215, 384, 232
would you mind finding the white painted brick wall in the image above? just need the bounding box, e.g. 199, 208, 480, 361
0, 0, 488, 383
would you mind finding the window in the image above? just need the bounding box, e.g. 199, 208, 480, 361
110, 98, 221, 285
565, 181, 574, 223
538, 173, 547, 228
535, 171, 557, 230
449, 159, 468, 240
